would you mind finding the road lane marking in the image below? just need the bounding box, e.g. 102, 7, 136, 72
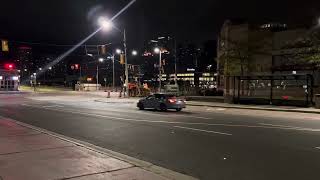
174, 126, 232, 136
259, 123, 320, 132
19, 104, 320, 133
42, 105, 64, 108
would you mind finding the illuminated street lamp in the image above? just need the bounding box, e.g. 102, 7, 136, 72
39, 68, 42, 71
98, 17, 113, 31
132, 50, 138, 56
96, 58, 105, 90
97, 16, 131, 97
48, 67, 52, 70
154, 47, 160, 54
116, 49, 122, 54
154, 47, 162, 92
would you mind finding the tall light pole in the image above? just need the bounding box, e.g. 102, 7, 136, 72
174, 38, 178, 85
97, 58, 104, 90
154, 47, 162, 93
123, 29, 129, 97
112, 55, 115, 91
98, 54, 116, 91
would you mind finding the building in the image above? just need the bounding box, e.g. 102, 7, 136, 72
15, 46, 33, 82
142, 37, 216, 93
217, 20, 320, 105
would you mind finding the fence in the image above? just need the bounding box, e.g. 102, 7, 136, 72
225, 74, 314, 107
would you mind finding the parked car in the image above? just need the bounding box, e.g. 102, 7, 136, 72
137, 93, 186, 111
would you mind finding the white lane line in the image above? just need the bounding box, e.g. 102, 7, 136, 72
42, 105, 64, 108
19, 104, 320, 133
316, 147, 320, 150
174, 126, 232, 136
259, 123, 320, 132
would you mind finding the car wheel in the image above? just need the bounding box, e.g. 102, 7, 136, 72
160, 103, 167, 111
138, 102, 144, 110
176, 108, 182, 112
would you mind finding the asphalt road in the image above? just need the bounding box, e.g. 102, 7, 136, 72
1, 92, 320, 180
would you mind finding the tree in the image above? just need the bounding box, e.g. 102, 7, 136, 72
278, 30, 320, 68
219, 31, 272, 76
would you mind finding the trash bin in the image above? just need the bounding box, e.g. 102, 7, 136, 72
316, 94, 320, 109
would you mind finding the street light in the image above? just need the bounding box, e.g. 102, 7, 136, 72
154, 47, 160, 54
39, 68, 42, 71
116, 49, 122, 54
96, 57, 106, 90
132, 50, 138, 56
98, 17, 113, 31
97, 17, 129, 97
154, 47, 162, 92
48, 67, 52, 70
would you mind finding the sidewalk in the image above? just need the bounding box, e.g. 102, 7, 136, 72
187, 101, 320, 114
0, 117, 196, 180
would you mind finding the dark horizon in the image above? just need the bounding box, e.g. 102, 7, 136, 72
0, 0, 319, 49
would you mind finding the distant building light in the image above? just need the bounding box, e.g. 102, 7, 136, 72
292, 71, 297, 75
48, 67, 52, 70
24, 69, 28, 72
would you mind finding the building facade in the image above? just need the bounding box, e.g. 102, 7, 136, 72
217, 20, 320, 105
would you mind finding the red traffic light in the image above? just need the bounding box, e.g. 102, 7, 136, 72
4, 63, 15, 70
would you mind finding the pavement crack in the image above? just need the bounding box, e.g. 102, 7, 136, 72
59, 166, 136, 180
0, 145, 74, 156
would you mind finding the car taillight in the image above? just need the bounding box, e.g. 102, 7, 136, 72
168, 99, 177, 103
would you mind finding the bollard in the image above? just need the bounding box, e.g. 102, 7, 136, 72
107, 91, 111, 98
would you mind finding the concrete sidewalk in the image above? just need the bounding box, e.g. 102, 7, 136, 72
187, 101, 320, 114
0, 117, 196, 180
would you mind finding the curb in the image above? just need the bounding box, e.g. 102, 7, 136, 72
94, 99, 138, 104
8, 118, 197, 180
187, 103, 320, 114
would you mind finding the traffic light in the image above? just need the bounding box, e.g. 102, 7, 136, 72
100, 45, 107, 55
1, 40, 9, 52
4, 63, 14, 70
120, 54, 125, 65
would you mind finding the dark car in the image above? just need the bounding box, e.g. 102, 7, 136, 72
137, 93, 186, 111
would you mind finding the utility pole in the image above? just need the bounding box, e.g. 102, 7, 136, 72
112, 55, 115, 91
123, 29, 129, 97
174, 38, 177, 85
159, 51, 162, 93
96, 64, 99, 90
79, 66, 82, 82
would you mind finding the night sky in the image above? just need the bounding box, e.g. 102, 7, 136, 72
0, 0, 319, 49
